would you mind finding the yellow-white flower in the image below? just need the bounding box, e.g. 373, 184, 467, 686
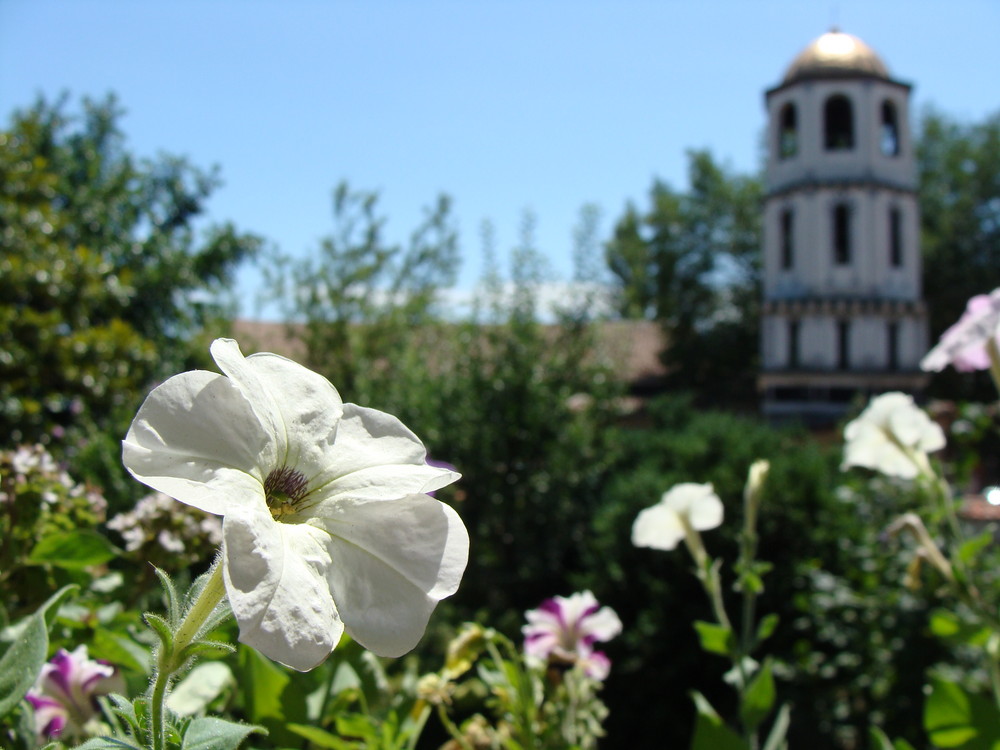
123, 339, 468, 671
631, 482, 723, 551
841, 392, 945, 479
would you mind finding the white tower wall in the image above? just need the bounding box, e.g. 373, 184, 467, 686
759, 30, 929, 423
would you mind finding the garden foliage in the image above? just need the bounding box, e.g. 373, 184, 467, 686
5, 95, 1000, 750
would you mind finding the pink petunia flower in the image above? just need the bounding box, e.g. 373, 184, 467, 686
921, 289, 1000, 372
522, 590, 622, 680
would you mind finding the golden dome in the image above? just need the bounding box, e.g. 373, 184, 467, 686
783, 29, 890, 84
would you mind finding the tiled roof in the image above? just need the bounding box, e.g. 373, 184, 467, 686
231, 319, 667, 386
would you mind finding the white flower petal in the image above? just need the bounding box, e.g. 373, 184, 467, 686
311, 404, 450, 496
523, 631, 559, 660
122, 370, 267, 516
320, 495, 469, 657
212, 339, 344, 480
686, 489, 724, 531
632, 503, 685, 550
659, 483, 723, 531
842, 392, 943, 479
222, 508, 342, 671
553, 590, 599, 625
581, 606, 623, 643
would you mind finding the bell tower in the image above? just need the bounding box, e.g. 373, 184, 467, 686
759, 29, 929, 423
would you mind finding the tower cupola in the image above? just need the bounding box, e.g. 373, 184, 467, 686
758, 30, 929, 423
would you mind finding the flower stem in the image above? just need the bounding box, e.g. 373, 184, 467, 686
174, 562, 227, 654
436, 704, 475, 750
986, 337, 1000, 398
148, 562, 228, 750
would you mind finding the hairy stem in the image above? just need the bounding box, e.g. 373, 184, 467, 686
148, 562, 227, 750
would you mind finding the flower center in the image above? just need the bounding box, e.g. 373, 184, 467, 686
263, 466, 309, 520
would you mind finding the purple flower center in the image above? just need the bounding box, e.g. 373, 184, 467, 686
264, 466, 309, 519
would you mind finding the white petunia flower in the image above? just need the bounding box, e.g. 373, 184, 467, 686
841, 392, 945, 479
631, 482, 724, 552
122, 338, 469, 671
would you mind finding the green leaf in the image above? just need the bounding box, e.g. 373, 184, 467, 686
761, 703, 790, 750
870, 726, 917, 750
143, 612, 175, 653
755, 614, 779, 645
740, 658, 776, 732
91, 627, 151, 674
690, 691, 750, 750
236, 645, 309, 747
738, 570, 765, 595
924, 677, 1000, 749
929, 609, 992, 647
958, 529, 994, 566
178, 640, 236, 662
0, 584, 78, 720
27, 529, 118, 570
153, 566, 181, 625
180, 716, 265, 750
870, 727, 896, 750
239, 646, 290, 722
336, 712, 380, 741
75, 738, 144, 749
693, 620, 734, 657
288, 722, 361, 749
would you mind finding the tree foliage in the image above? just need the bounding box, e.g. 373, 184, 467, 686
0, 95, 262, 450
263, 180, 459, 402
604, 150, 763, 405
918, 108, 1000, 341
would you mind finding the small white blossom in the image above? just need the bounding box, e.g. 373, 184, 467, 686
841, 392, 945, 479
632, 483, 724, 551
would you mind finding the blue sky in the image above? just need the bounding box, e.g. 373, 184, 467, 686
2, 0, 998, 319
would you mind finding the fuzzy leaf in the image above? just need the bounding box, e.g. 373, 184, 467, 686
180, 716, 264, 750
153, 566, 182, 625
143, 612, 175, 653
75, 738, 144, 749
0, 584, 78, 720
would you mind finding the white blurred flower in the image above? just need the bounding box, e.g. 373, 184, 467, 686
523, 590, 622, 680
107, 492, 222, 558
842, 392, 945, 479
631, 483, 724, 551
122, 338, 469, 671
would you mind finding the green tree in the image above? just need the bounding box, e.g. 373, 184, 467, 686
604, 150, 763, 406
0, 95, 261, 463
919, 108, 1000, 336
263, 180, 460, 406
